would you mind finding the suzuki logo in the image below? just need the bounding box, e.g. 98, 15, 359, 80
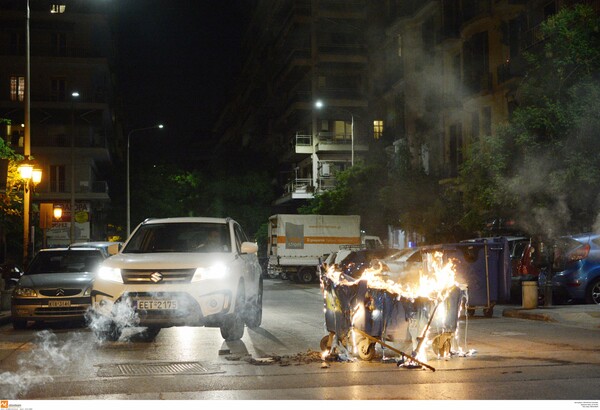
56, 288, 65, 296
150, 272, 163, 283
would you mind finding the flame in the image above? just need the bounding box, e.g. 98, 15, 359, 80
321, 251, 467, 365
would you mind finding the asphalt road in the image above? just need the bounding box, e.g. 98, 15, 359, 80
0, 279, 599, 402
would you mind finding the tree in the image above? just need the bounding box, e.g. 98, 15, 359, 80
508, 4, 600, 236
0, 120, 25, 262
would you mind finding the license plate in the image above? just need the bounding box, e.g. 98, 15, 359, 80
136, 300, 178, 310
48, 300, 71, 307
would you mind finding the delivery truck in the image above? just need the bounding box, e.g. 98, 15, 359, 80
267, 214, 382, 283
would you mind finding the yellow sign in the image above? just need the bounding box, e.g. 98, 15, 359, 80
75, 211, 89, 223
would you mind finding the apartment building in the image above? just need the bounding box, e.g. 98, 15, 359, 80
213, 0, 371, 212
0, 0, 117, 247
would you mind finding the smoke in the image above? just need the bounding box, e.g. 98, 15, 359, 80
0, 330, 91, 398
85, 298, 140, 342
0, 302, 146, 398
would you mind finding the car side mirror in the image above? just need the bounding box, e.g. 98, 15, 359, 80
241, 242, 258, 254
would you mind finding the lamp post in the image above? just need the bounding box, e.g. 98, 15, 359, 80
21, 0, 32, 266
70, 91, 79, 244
126, 124, 164, 237
314, 100, 354, 166
18, 162, 42, 265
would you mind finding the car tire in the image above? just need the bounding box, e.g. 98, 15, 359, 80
586, 278, 600, 305
220, 313, 244, 341
138, 327, 161, 341
220, 286, 245, 341
297, 267, 314, 283
245, 279, 263, 328
94, 321, 122, 342
12, 319, 27, 330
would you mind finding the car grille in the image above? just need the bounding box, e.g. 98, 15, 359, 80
39, 288, 81, 297
34, 306, 90, 316
121, 269, 196, 284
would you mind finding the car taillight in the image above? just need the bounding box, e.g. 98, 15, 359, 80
569, 244, 590, 262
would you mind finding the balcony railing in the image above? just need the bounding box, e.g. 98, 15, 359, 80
283, 178, 313, 195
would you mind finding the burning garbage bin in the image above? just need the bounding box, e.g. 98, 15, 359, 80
422, 239, 510, 317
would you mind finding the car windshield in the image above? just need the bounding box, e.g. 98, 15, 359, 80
26, 250, 104, 275
123, 222, 231, 253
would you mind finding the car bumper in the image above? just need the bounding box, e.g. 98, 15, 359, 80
11, 297, 91, 322
91, 281, 237, 327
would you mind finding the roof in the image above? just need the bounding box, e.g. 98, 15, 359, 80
141, 217, 231, 225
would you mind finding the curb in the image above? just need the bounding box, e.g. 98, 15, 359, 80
502, 308, 558, 323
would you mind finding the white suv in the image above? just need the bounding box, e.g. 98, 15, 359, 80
89, 217, 263, 341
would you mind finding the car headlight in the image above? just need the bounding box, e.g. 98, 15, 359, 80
192, 262, 229, 281
83, 286, 92, 296
14, 287, 37, 297
98, 266, 123, 283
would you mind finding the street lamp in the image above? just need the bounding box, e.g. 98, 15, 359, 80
18, 161, 42, 265
70, 91, 79, 244
314, 100, 354, 166
126, 124, 164, 237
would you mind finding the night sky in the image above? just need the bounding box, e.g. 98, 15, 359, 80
114, 1, 249, 165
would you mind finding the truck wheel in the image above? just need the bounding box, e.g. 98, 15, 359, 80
297, 267, 315, 283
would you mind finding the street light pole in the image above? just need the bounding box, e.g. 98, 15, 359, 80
22, 0, 31, 265
126, 124, 163, 238
69, 91, 79, 244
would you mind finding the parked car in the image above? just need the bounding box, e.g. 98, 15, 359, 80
90, 217, 263, 341
548, 233, 600, 305
11, 248, 107, 329
69, 241, 122, 258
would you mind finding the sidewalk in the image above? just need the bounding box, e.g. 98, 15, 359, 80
502, 303, 600, 330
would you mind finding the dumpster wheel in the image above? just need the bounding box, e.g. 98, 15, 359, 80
357, 337, 376, 361
320, 333, 334, 351
431, 332, 453, 356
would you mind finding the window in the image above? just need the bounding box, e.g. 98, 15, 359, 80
51, 33, 67, 56
373, 120, 383, 140
9, 32, 24, 55
449, 123, 463, 177
482, 106, 492, 136
10, 76, 25, 102
50, 165, 66, 193
51, 78, 66, 101
50, 4, 66, 13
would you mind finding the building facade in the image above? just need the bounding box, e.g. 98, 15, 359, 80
0, 0, 118, 247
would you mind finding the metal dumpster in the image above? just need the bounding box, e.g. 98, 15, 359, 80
421, 239, 510, 317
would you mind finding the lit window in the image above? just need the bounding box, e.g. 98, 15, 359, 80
50, 4, 66, 14
10, 76, 25, 102
373, 120, 384, 139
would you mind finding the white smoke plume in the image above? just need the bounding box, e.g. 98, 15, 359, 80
0, 330, 89, 398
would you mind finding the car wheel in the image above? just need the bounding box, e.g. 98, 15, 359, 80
12, 319, 27, 330
220, 286, 245, 341
138, 327, 161, 341
245, 279, 263, 328
297, 267, 315, 283
94, 321, 122, 342
586, 278, 600, 305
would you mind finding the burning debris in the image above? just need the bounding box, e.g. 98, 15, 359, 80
320, 250, 471, 370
